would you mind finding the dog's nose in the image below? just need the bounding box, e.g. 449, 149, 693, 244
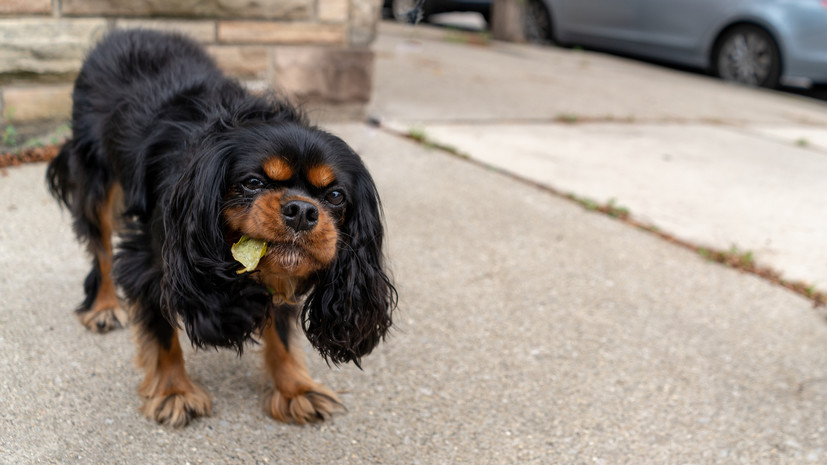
281, 200, 318, 232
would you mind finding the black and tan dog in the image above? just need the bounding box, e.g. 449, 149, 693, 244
47, 29, 396, 427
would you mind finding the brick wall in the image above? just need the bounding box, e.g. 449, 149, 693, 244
0, 0, 381, 125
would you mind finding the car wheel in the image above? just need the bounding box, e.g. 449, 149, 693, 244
523, 0, 554, 44
392, 0, 424, 24
713, 25, 781, 88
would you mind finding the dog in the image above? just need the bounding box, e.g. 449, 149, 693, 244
46, 29, 396, 427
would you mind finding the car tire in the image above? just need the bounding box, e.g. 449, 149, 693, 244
523, 0, 554, 44
713, 25, 781, 88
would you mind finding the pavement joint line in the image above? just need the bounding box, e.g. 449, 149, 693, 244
379, 116, 827, 128
380, 116, 722, 126
371, 120, 827, 311
724, 126, 827, 156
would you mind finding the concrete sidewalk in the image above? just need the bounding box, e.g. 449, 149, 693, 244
371, 22, 827, 290
1, 22, 827, 464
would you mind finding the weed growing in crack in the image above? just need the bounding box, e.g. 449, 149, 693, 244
408, 128, 427, 144
406, 127, 468, 158
607, 198, 630, 219
556, 114, 579, 124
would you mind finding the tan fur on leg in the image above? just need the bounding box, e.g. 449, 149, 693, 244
261, 321, 343, 424
79, 185, 127, 332
134, 327, 212, 428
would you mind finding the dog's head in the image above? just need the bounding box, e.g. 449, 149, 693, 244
160, 108, 395, 366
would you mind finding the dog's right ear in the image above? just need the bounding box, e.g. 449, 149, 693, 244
160, 137, 271, 353
301, 156, 397, 367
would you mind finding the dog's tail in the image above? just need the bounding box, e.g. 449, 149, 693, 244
46, 141, 75, 209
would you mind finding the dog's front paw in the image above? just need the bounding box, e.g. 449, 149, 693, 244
77, 305, 128, 333
264, 383, 343, 425
141, 382, 212, 428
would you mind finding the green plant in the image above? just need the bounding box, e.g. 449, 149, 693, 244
2, 106, 17, 146
2, 124, 17, 146
408, 127, 436, 150
739, 250, 754, 267
606, 198, 630, 219
22, 137, 43, 149
46, 122, 72, 145
441, 143, 460, 154
727, 245, 754, 268
408, 128, 427, 143
2, 105, 14, 121
406, 127, 470, 157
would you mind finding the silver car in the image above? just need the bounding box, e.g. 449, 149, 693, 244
525, 0, 827, 88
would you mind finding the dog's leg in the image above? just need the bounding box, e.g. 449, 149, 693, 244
262, 306, 343, 424
133, 315, 212, 428
76, 184, 127, 332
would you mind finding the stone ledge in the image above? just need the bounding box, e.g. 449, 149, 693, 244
0, 0, 52, 15
318, 0, 349, 23
207, 45, 269, 78
218, 21, 347, 44
0, 45, 374, 123
302, 102, 367, 123
0, 80, 369, 125
270, 46, 373, 104
0, 18, 108, 77
61, 0, 312, 20
239, 80, 367, 123
114, 19, 216, 43
2, 84, 73, 123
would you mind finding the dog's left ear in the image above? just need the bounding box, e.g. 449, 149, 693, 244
160, 135, 271, 352
302, 163, 397, 367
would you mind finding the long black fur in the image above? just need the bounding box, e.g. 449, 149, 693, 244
47, 29, 396, 363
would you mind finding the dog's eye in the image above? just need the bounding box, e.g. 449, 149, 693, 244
325, 190, 345, 206
242, 177, 265, 192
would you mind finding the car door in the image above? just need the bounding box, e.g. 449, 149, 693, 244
635, 0, 743, 66
550, 0, 646, 45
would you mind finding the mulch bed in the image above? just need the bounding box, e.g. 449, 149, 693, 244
0, 145, 62, 178
0, 144, 61, 169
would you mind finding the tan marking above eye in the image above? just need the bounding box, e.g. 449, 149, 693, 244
307, 164, 336, 188
263, 157, 293, 181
